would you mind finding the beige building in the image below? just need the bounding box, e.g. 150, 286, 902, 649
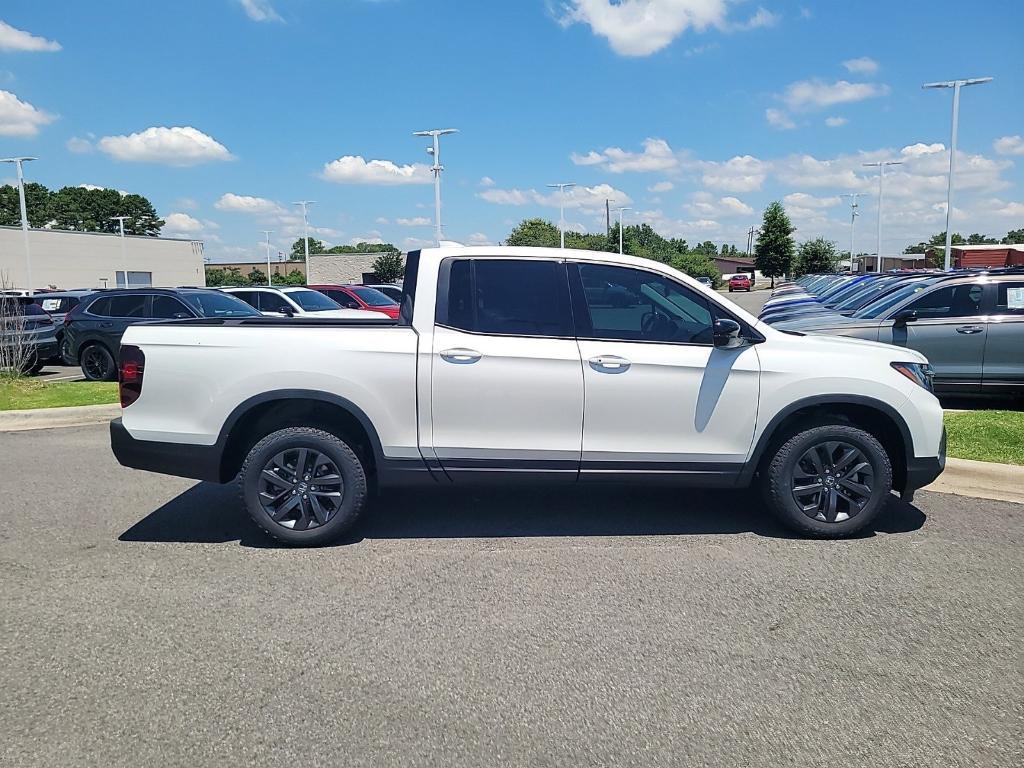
0, 226, 205, 291
308, 252, 387, 284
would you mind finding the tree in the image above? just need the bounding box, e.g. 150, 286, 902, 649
371, 252, 405, 283
794, 237, 839, 277
1002, 228, 1024, 244
204, 266, 249, 286
967, 233, 998, 245
290, 237, 325, 260
0, 182, 50, 227
325, 242, 400, 254
670, 253, 720, 286
694, 240, 718, 257
246, 268, 267, 285
505, 218, 559, 248
754, 201, 795, 287
271, 269, 307, 286
118, 194, 164, 236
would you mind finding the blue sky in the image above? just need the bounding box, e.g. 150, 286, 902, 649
1, 0, 1022, 262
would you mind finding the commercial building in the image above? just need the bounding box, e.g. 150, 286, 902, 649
209, 252, 392, 284
949, 243, 1024, 268
0, 226, 205, 291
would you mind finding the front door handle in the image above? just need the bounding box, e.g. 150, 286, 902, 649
955, 325, 984, 335
440, 348, 482, 364
588, 355, 631, 374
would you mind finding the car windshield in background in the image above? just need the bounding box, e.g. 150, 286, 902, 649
350, 287, 396, 306
852, 277, 944, 319
287, 289, 342, 311
182, 292, 261, 318
1, 299, 46, 317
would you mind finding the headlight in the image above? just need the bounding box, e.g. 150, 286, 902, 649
891, 362, 934, 392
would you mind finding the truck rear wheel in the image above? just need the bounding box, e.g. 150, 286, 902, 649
763, 424, 892, 538
239, 426, 367, 546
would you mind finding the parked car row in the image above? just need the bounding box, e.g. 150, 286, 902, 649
761, 269, 1024, 394
16, 282, 402, 380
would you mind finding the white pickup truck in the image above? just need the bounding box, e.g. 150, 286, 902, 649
111, 246, 945, 544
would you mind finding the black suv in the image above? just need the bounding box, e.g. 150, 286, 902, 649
65, 288, 260, 380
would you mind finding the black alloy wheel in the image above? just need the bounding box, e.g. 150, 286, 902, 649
790, 441, 874, 523
258, 447, 345, 531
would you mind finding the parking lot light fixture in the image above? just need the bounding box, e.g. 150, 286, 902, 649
262, 230, 274, 286
413, 128, 458, 245
862, 160, 902, 273
923, 77, 993, 270
293, 201, 315, 282
614, 207, 632, 254
0, 156, 37, 292
546, 183, 576, 248
840, 193, 861, 271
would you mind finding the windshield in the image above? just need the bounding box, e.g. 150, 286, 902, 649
286, 289, 342, 312
853, 277, 944, 319
350, 286, 397, 307
833, 278, 899, 309
183, 291, 261, 318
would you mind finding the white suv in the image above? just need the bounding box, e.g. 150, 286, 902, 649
221, 286, 381, 319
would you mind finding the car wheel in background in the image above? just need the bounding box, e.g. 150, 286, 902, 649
763, 423, 892, 538
80, 344, 116, 381
239, 426, 368, 546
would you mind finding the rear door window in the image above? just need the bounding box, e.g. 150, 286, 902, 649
904, 283, 984, 319
151, 295, 195, 319
107, 294, 149, 318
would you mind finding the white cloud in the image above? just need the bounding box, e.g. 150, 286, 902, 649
467, 232, 491, 245
321, 155, 432, 185
77, 184, 104, 192
163, 212, 204, 235
0, 89, 56, 136
97, 126, 233, 166
731, 7, 778, 31
685, 192, 752, 217
901, 142, 944, 158
375, 216, 390, 225
783, 192, 841, 209
173, 197, 199, 211
842, 57, 879, 75
66, 135, 94, 153
782, 79, 889, 111
0, 20, 61, 52
479, 182, 632, 211
237, 0, 282, 22
479, 176, 496, 187
396, 216, 431, 226
557, 0, 731, 57
765, 108, 795, 130
214, 193, 284, 216
571, 138, 678, 173
700, 155, 768, 192
990, 200, 1024, 218
825, 116, 848, 128
994, 135, 1024, 156
648, 181, 674, 192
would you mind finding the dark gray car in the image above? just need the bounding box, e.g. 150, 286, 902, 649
778, 272, 1024, 393
32, 290, 95, 362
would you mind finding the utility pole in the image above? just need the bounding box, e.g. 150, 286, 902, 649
840, 193, 861, 272
862, 160, 902, 273
922, 77, 993, 270
413, 128, 458, 244
111, 216, 130, 287
546, 183, 576, 248
261, 230, 274, 286
746, 226, 756, 257
0, 157, 37, 292
614, 207, 632, 255
293, 200, 315, 280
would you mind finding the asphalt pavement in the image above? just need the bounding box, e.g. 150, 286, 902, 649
1, 424, 1021, 767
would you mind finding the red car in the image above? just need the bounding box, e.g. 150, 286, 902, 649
728, 274, 753, 292
306, 284, 401, 318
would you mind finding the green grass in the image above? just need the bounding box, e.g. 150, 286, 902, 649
944, 410, 1024, 466
0, 378, 119, 411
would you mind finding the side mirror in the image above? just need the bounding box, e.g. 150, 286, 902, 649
172, 312, 191, 320
713, 318, 744, 349
277, 305, 295, 317
893, 309, 917, 327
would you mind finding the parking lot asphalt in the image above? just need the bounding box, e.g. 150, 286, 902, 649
1, 423, 1021, 767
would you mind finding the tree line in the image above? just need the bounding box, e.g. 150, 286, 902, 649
0, 183, 164, 236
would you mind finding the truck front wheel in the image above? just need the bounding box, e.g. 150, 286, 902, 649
239, 427, 368, 546
763, 424, 893, 538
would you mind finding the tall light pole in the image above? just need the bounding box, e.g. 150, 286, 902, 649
413, 128, 458, 244
840, 193, 861, 272
923, 77, 993, 270
546, 182, 576, 248
614, 207, 632, 254
111, 216, 130, 286
862, 160, 902, 273
261, 230, 274, 286
1, 156, 37, 292
293, 200, 315, 282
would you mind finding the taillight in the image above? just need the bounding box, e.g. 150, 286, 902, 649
118, 345, 145, 408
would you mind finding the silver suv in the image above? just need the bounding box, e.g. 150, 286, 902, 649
775, 271, 1024, 394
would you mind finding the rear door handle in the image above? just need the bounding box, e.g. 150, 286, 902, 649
588, 355, 631, 374
440, 348, 482, 364
955, 325, 984, 335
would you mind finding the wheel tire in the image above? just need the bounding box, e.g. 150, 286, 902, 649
59, 336, 74, 366
762, 423, 892, 538
239, 426, 368, 546
80, 344, 115, 381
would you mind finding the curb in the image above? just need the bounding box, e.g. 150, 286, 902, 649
0, 403, 121, 432
922, 457, 1024, 505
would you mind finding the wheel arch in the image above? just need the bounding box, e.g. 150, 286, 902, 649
217, 390, 385, 484
743, 395, 912, 492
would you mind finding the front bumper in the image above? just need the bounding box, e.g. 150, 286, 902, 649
902, 428, 947, 501
110, 418, 224, 482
